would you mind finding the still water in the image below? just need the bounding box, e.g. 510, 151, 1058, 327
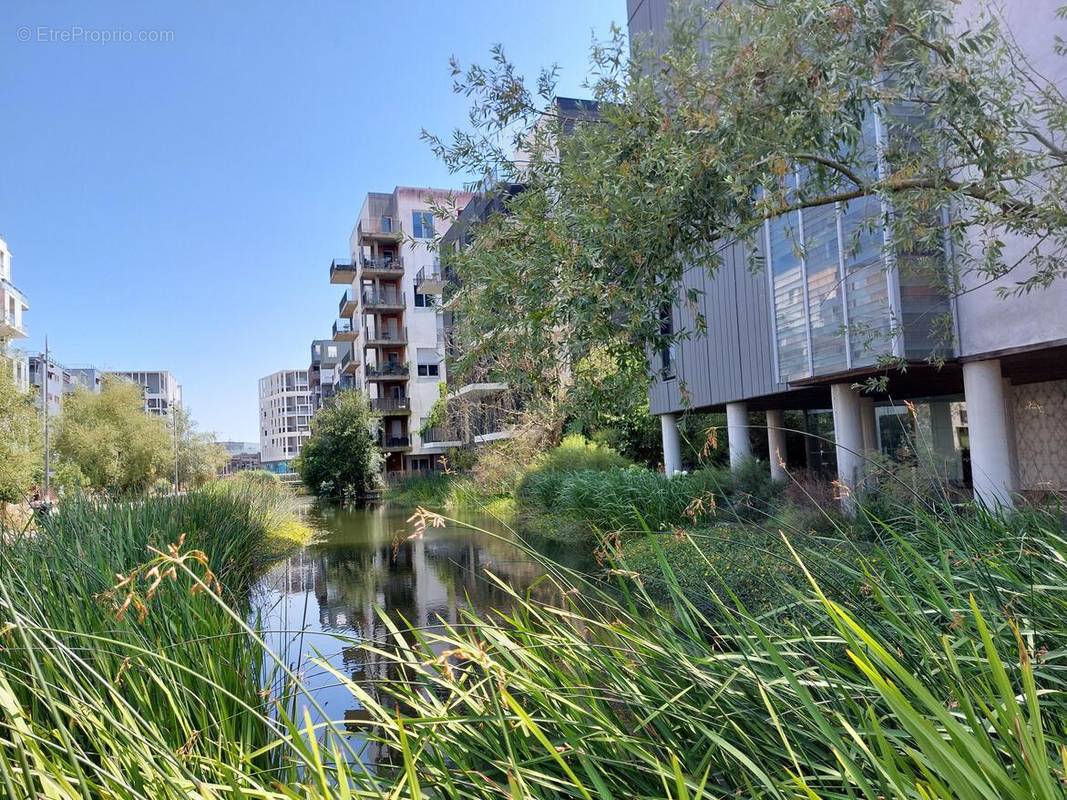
253, 502, 588, 760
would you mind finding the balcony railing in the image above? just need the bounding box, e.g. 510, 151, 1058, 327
329, 258, 357, 283
415, 265, 447, 292
421, 426, 459, 445
379, 435, 411, 449
362, 290, 405, 309
358, 217, 402, 238
332, 318, 354, 338
339, 348, 358, 374
361, 255, 403, 272
364, 325, 407, 344
370, 397, 410, 413
338, 287, 358, 315
365, 362, 409, 379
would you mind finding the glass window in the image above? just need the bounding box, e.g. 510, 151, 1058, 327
417, 364, 440, 377
768, 208, 809, 382
801, 204, 846, 375
412, 211, 434, 239
414, 292, 435, 308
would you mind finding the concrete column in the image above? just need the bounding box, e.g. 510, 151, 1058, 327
962, 359, 1015, 509
660, 413, 682, 476
830, 383, 865, 514
766, 409, 788, 481
860, 397, 878, 454
726, 402, 751, 470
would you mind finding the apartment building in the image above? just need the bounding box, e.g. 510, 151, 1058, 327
308, 339, 353, 412
106, 370, 182, 417
0, 235, 30, 392
328, 186, 474, 479
28, 354, 77, 416
438, 185, 526, 446
258, 369, 313, 473
631, 0, 1067, 509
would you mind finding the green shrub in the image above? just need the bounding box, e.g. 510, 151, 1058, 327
516, 434, 632, 511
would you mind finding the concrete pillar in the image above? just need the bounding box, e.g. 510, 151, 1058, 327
726, 402, 751, 470
766, 409, 788, 482
661, 413, 682, 476
859, 397, 878, 454
830, 383, 865, 514
962, 359, 1015, 509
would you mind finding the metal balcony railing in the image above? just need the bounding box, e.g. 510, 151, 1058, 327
358, 217, 402, 238
338, 287, 358, 315
365, 362, 409, 379
421, 427, 458, 444
364, 325, 407, 344
329, 258, 357, 281
379, 435, 411, 449
362, 290, 404, 308
361, 255, 403, 271
370, 397, 410, 413
332, 318, 354, 337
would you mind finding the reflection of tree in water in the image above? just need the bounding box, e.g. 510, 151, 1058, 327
266, 505, 583, 768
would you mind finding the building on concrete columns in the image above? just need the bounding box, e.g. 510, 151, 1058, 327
636, 0, 1067, 506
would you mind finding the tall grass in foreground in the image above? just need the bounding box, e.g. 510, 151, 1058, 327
2, 491, 1067, 797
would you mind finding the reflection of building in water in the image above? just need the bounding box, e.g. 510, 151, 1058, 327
259, 505, 578, 767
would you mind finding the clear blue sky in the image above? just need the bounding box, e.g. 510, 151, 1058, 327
1, 1, 620, 442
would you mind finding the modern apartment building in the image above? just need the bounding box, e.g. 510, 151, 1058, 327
328, 186, 474, 479
631, 0, 1067, 509
0, 235, 30, 391
308, 339, 353, 412
258, 369, 313, 473
106, 370, 182, 417
438, 185, 526, 446
28, 354, 77, 416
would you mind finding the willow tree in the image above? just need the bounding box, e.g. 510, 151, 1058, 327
425, 0, 1067, 404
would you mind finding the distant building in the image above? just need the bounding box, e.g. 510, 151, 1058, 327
219, 451, 262, 477
0, 235, 29, 391
28, 354, 75, 416
258, 369, 312, 473
105, 371, 182, 417
219, 441, 260, 456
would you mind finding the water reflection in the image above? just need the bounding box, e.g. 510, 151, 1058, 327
254, 502, 587, 763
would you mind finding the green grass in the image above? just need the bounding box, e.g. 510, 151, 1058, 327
2, 482, 1066, 797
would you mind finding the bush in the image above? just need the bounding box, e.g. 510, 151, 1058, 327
516, 434, 631, 510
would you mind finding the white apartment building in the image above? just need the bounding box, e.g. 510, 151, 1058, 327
0, 235, 30, 392
258, 369, 313, 473
106, 370, 182, 417
329, 186, 474, 479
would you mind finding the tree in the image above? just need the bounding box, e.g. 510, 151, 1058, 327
426, 0, 1067, 393
0, 363, 40, 504
294, 391, 382, 499
172, 405, 228, 491
54, 377, 171, 495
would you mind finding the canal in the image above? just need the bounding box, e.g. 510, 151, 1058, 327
253, 502, 589, 762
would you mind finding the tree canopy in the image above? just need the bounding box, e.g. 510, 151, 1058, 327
427, 0, 1067, 400
54, 377, 172, 495
295, 391, 382, 499
0, 363, 40, 504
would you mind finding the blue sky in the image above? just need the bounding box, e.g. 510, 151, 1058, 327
1, 1, 620, 442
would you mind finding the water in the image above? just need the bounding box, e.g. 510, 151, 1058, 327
253, 502, 588, 763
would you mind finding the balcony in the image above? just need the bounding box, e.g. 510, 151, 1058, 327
332, 318, 356, 341
364, 325, 407, 346
358, 216, 402, 241
379, 435, 411, 451
415, 264, 447, 294
370, 396, 410, 415
362, 290, 405, 311
360, 255, 404, 276
0, 310, 26, 340
329, 258, 358, 284
420, 427, 461, 448
338, 287, 359, 316
339, 348, 359, 375
365, 362, 409, 381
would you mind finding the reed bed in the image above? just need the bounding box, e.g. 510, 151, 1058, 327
1, 488, 1065, 798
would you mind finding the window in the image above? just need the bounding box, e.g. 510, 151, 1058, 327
414, 292, 436, 308
412, 210, 434, 239
326, 345, 337, 358
659, 303, 675, 379
417, 364, 440, 377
